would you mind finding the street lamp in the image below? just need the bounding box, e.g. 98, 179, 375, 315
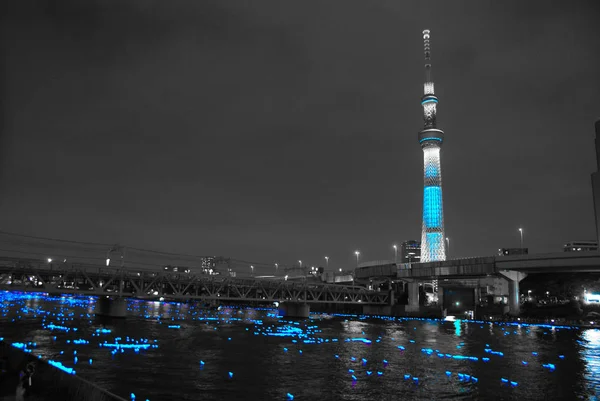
298, 260, 302, 268
325, 256, 329, 268
250, 265, 254, 276
445, 237, 450, 258
355, 251, 360, 267
275, 263, 278, 273
518, 228, 524, 248
339, 268, 342, 272
393, 245, 397, 263
47, 258, 52, 263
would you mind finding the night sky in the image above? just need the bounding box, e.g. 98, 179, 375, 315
1, 1, 600, 271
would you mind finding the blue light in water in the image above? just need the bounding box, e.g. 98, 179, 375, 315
454, 320, 461, 336
366, 371, 372, 376
377, 371, 383, 376
482, 357, 490, 362
445, 371, 451, 376
287, 393, 294, 400
423, 186, 442, 228
48, 360, 76, 375
350, 338, 372, 344
228, 372, 233, 378
351, 375, 357, 381
404, 374, 411, 380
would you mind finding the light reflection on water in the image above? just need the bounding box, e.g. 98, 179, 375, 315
0, 292, 599, 400
582, 329, 600, 396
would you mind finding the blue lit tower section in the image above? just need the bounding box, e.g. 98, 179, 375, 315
419, 29, 446, 262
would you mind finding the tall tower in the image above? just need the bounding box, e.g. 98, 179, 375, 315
419, 29, 446, 262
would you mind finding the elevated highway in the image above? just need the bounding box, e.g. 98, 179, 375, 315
355, 252, 600, 315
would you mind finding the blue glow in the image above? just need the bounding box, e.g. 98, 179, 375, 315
287, 393, 294, 400
426, 232, 443, 256
48, 360, 76, 375
425, 162, 439, 178
421, 98, 438, 104
419, 137, 442, 143
423, 186, 442, 228
349, 338, 372, 344
454, 320, 461, 336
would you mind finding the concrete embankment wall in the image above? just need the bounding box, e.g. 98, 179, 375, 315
0, 341, 126, 401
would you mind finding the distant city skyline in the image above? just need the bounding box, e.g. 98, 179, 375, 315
1, 1, 599, 269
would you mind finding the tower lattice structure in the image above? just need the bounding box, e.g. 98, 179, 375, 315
418, 30, 446, 262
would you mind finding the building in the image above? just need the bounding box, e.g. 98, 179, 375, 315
563, 241, 598, 252
400, 240, 421, 263
591, 120, 600, 243
418, 30, 446, 262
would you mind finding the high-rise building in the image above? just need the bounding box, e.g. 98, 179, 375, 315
400, 240, 421, 263
591, 120, 600, 243
418, 29, 446, 262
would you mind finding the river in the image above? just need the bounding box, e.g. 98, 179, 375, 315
0, 291, 599, 400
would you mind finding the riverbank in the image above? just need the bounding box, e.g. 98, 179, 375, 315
0, 340, 126, 401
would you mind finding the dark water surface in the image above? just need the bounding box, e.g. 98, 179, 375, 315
1, 292, 599, 400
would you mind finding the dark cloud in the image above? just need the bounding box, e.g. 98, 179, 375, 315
0, 0, 599, 270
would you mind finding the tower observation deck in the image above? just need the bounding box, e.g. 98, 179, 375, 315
419, 29, 446, 262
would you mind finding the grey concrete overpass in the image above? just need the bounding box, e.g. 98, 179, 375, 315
355, 252, 600, 315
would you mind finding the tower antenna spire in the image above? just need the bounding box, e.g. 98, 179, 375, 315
423, 29, 432, 83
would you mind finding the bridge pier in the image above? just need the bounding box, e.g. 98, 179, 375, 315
406, 281, 420, 312
498, 271, 527, 316
95, 296, 127, 318
278, 302, 310, 318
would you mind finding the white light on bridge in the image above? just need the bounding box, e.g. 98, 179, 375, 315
47, 258, 52, 263
106, 258, 110, 266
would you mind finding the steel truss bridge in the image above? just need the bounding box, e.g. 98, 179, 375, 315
0, 257, 389, 305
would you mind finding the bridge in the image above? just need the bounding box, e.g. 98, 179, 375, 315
355, 252, 600, 315
0, 256, 390, 317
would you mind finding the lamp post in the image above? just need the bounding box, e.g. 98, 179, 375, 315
325, 256, 329, 269
298, 260, 302, 268
250, 265, 254, 276
275, 263, 278, 273
519, 228, 524, 248
355, 251, 360, 267
393, 245, 397, 263
445, 237, 450, 258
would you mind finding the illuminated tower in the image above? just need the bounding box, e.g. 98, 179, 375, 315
419, 29, 446, 262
